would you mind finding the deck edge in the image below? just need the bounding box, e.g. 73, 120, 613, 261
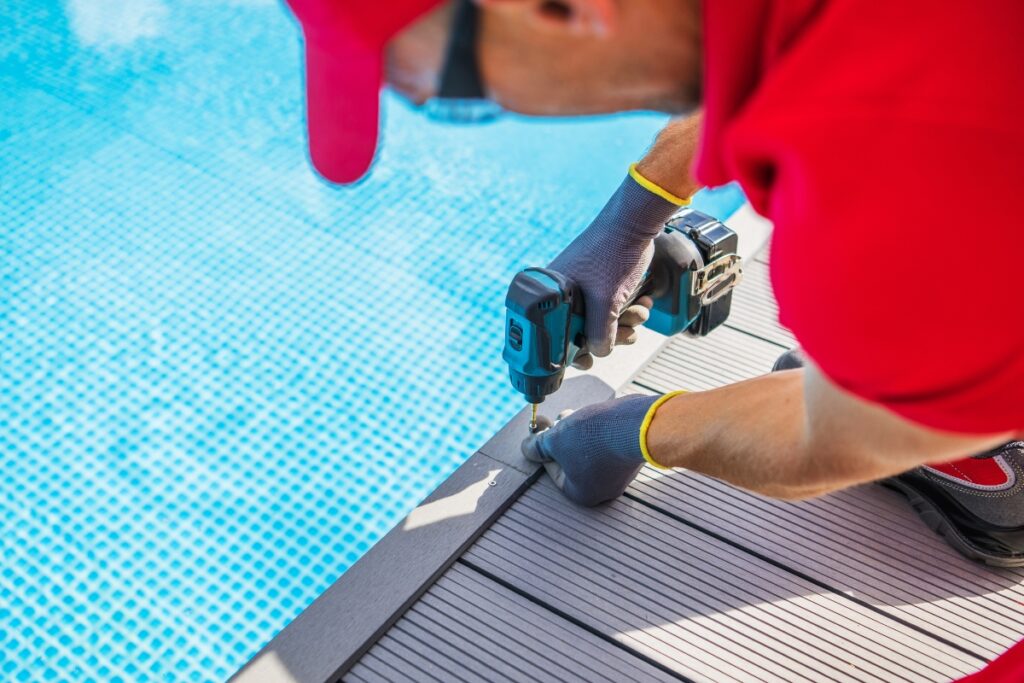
230, 375, 615, 683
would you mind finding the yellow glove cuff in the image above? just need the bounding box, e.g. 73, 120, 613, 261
628, 163, 692, 207
639, 390, 687, 470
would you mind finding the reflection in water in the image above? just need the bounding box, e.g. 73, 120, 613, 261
65, 0, 168, 48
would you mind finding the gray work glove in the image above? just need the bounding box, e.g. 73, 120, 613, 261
549, 171, 682, 367
522, 394, 662, 507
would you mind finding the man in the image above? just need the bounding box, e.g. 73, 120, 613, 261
284, 0, 1024, 567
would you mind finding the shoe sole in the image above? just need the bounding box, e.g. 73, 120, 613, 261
880, 478, 1024, 568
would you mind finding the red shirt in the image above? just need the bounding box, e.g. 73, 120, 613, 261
696, 0, 1024, 434
958, 637, 1024, 682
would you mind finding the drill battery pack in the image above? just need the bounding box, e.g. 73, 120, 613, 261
647, 208, 742, 338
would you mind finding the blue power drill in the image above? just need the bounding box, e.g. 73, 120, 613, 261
503, 208, 743, 429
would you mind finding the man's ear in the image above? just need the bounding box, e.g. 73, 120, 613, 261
475, 0, 618, 38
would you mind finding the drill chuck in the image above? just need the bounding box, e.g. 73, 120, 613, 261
508, 369, 561, 405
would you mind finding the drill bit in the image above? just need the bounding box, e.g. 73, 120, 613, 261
529, 403, 539, 433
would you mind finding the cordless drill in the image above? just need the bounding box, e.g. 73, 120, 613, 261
502, 208, 742, 430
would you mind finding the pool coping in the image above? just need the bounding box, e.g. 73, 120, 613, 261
230, 375, 616, 683
231, 205, 771, 683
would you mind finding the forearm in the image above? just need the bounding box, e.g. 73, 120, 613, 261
646, 371, 832, 499
646, 368, 1012, 500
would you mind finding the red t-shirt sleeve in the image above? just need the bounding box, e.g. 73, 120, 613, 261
765, 112, 1024, 434
697, 0, 1024, 433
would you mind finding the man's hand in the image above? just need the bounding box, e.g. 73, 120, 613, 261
521, 394, 662, 506
571, 297, 653, 371
550, 113, 704, 363
548, 174, 677, 360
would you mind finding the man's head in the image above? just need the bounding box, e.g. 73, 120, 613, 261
388, 0, 702, 116
287, 0, 702, 183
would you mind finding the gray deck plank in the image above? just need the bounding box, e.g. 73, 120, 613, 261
462, 480, 979, 682
351, 563, 681, 683
372, 639, 448, 682
438, 565, 672, 683
725, 257, 796, 348
632, 326, 784, 394
511, 487, 974, 663
386, 616, 484, 682
348, 651, 419, 683
631, 469, 1024, 658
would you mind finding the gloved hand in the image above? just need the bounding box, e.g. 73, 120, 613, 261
549, 167, 687, 367
522, 393, 681, 506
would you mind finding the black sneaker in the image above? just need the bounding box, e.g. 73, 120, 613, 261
881, 445, 1024, 567
772, 348, 1024, 567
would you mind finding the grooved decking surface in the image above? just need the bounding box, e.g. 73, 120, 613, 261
341, 248, 1021, 682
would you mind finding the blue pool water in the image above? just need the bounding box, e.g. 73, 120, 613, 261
1, 2, 745, 680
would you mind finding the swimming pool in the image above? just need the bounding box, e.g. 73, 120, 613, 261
0, 2, 745, 680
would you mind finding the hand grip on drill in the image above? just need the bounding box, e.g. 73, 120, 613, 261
547, 166, 688, 360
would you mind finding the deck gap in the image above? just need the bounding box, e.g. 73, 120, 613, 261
720, 323, 792, 351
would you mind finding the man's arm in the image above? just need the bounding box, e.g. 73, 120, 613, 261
540, 112, 705, 362
634, 113, 704, 200
647, 361, 1014, 500
525, 111, 1012, 504
632, 114, 1013, 498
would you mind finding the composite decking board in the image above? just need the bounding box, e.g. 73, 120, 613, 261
469, 516, 966, 683
516, 485, 975, 665
487, 502, 892, 683
349, 650, 418, 683
421, 601, 561, 682
358, 641, 435, 683
410, 595, 583, 682
374, 640, 446, 683
465, 532, 775, 683
398, 600, 537, 683
387, 613, 500, 682
466, 542, 771, 683
633, 325, 785, 394
429, 579, 644, 682
630, 469, 1024, 657
517, 483, 978, 676
635, 470, 1022, 610
654, 471, 1024, 612
442, 565, 681, 683
724, 257, 796, 348
353, 564, 680, 683
462, 480, 977, 682
356, 565, 684, 679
